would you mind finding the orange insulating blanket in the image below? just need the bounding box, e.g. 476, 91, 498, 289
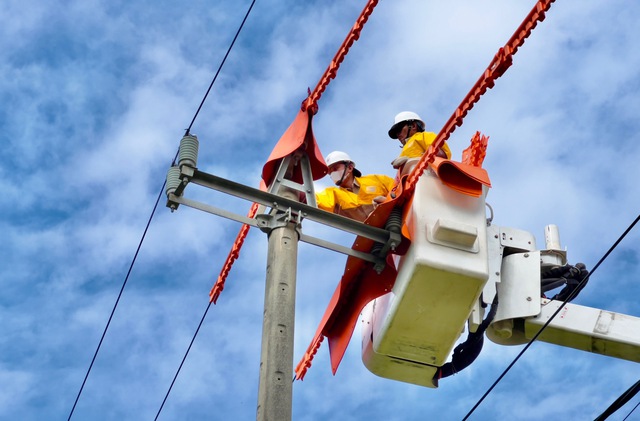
431, 157, 491, 197
262, 109, 327, 187
296, 183, 410, 378
210, 109, 327, 304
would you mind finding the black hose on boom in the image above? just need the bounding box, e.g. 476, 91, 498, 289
434, 296, 498, 381
540, 263, 589, 302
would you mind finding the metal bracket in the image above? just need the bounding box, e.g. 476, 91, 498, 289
256, 209, 300, 235
165, 165, 195, 211
369, 232, 401, 274
267, 153, 317, 208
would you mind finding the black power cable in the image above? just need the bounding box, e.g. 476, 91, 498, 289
154, 1, 257, 419
67, 154, 177, 421
185, 0, 256, 136
623, 399, 640, 421
67, 1, 257, 419
154, 301, 213, 420
462, 213, 640, 421
595, 379, 640, 421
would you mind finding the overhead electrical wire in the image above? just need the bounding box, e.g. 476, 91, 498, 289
185, 1, 256, 135
154, 1, 257, 419
595, 379, 640, 421
623, 399, 640, 420
66, 178, 173, 421
66, 1, 257, 419
154, 301, 213, 421
462, 213, 640, 421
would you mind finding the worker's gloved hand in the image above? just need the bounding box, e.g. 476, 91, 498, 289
391, 156, 408, 169
372, 195, 386, 209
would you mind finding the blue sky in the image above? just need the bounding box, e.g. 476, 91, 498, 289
2, 0, 640, 420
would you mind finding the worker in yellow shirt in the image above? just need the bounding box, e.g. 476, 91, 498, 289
316, 151, 395, 222
387, 111, 452, 175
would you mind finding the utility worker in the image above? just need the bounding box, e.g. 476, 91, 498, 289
388, 111, 452, 175
316, 151, 395, 222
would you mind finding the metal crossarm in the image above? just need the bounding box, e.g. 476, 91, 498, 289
174, 168, 392, 244
167, 167, 394, 264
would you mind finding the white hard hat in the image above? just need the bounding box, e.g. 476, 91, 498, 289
388, 111, 425, 139
325, 151, 362, 177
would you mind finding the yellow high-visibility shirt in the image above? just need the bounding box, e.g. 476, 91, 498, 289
316, 174, 395, 222
398, 131, 452, 160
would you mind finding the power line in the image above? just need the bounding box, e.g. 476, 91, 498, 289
66, 163, 175, 421
153, 2, 258, 419
462, 213, 640, 421
154, 301, 213, 420
67, 1, 257, 418
185, 0, 256, 136
623, 399, 640, 421
595, 379, 640, 421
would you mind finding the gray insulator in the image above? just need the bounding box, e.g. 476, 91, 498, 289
370, 242, 384, 257
166, 166, 182, 197
385, 207, 403, 234
178, 134, 199, 168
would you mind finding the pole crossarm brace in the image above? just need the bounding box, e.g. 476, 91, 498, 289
167, 167, 397, 265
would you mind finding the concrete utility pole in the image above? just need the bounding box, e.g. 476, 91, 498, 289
256, 218, 299, 421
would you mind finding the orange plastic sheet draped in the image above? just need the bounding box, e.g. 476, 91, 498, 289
209, 109, 327, 304
262, 109, 327, 187
296, 183, 410, 378
431, 156, 491, 197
